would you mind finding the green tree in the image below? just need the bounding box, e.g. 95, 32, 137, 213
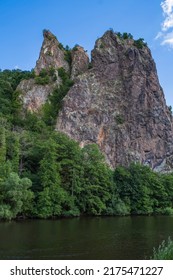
128, 164, 153, 214
9, 132, 20, 173
79, 144, 112, 215
0, 172, 34, 219
37, 139, 65, 218
0, 126, 6, 166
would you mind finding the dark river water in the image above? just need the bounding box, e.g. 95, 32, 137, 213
0, 216, 173, 260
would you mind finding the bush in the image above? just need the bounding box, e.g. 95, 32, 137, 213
48, 67, 55, 77
122, 33, 129, 39
115, 114, 124, 125
116, 32, 133, 40
88, 62, 93, 69
100, 43, 104, 48
42, 68, 74, 126
151, 237, 173, 260
168, 106, 172, 114
162, 207, 173, 215
35, 76, 49, 85
73, 44, 79, 51
64, 49, 72, 65
58, 67, 69, 81
58, 43, 64, 50
0, 204, 13, 220
114, 198, 131, 215
133, 38, 147, 49
39, 69, 48, 78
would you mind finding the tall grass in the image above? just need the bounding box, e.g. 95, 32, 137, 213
151, 237, 173, 260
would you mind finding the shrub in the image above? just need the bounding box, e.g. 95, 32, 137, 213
58, 67, 69, 81
162, 207, 173, 215
116, 32, 122, 39
42, 68, 74, 126
58, 43, 64, 50
114, 198, 131, 215
116, 32, 133, 40
64, 49, 72, 65
88, 62, 93, 69
35, 76, 49, 85
168, 106, 172, 114
133, 38, 147, 49
43, 29, 57, 40
48, 67, 55, 77
73, 44, 79, 51
39, 69, 48, 78
122, 32, 129, 39
0, 204, 13, 220
151, 237, 173, 260
115, 114, 124, 125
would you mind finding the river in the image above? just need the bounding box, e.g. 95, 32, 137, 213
0, 216, 173, 259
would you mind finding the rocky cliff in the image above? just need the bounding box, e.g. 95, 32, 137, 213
19, 29, 173, 171
56, 30, 173, 171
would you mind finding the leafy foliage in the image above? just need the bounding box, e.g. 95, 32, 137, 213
116, 32, 133, 40
115, 32, 147, 48
115, 114, 124, 125
151, 237, 173, 260
42, 67, 74, 126
0, 69, 34, 122
133, 38, 147, 49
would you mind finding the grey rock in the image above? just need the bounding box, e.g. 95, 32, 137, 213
35, 30, 69, 75
71, 46, 89, 80
56, 30, 173, 171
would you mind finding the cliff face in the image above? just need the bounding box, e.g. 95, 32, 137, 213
18, 29, 173, 171
56, 30, 173, 171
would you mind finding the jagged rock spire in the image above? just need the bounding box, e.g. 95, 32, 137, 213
34, 29, 69, 75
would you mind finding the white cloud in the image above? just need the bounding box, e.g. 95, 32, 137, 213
161, 31, 173, 47
162, 12, 173, 30
161, 0, 173, 15
157, 0, 173, 47
155, 31, 163, 39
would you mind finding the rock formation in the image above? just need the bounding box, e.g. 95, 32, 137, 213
56, 30, 173, 172
18, 29, 173, 171
35, 29, 70, 75
18, 30, 89, 112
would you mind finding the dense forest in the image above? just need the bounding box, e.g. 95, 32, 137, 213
1, 69, 173, 220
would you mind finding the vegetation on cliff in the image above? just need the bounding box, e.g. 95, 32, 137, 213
116, 31, 147, 48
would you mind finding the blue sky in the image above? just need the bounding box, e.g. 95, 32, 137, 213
0, 0, 173, 106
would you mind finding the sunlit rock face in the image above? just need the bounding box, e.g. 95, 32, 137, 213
34, 29, 70, 75
56, 30, 173, 172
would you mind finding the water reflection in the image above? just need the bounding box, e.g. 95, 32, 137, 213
0, 216, 173, 259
